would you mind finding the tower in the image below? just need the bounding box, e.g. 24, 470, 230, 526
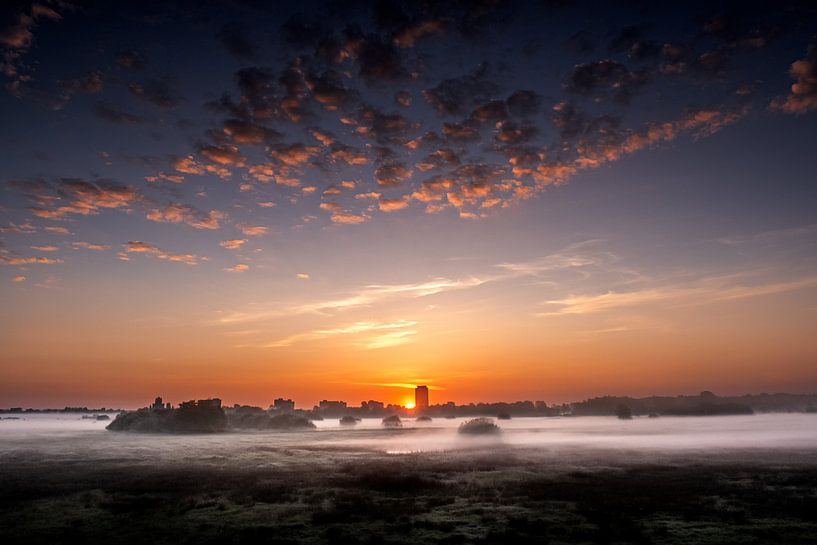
415, 385, 429, 411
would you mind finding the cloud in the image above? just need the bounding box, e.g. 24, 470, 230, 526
30, 245, 58, 252
378, 197, 410, 212
392, 19, 445, 48
330, 212, 369, 225
348, 30, 407, 82
269, 143, 320, 166
0, 255, 63, 266
123, 241, 201, 265
59, 71, 104, 94
352, 107, 417, 144
145, 172, 185, 184
494, 121, 537, 144
0, 221, 36, 234
222, 119, 281, 144
72, 242, 110, 251
469, 100, 508, 124
26, 178, 141, 219
239, 225, 268, 236
12, 275, 26, 283
297, 273, 309, 280
565, 59, 648, 103
220, 239, 247, 249
359, 329, 417, 349
506, 89, 542, 117
395, 90, 412, 107
442, 122, 479, 142
0, 2, 63, 77
146, 203, 224, 230
261, 319, 418, 348
172, 156, 231, 179
44, 226, 70, 235
374, 161, 412, 186
423, 66, 499, 116
306, 70, 358, 110
198, 144, 245, 167
329, 144, 369, 165
540, 276, 817, 316
224, 263, 249, 273
770, 48, 817, 114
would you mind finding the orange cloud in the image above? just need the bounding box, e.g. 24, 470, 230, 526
146, 204, 224, 230
239, 225, 268, 236
72, 242, 110, 251
1, 256, 63, 265
199, 144, 246, 166
124, 241, 201, 265
220, 239, 247, 249
331, 212, 368, 225
770, 49, 817, 114
378, 197, 410, 212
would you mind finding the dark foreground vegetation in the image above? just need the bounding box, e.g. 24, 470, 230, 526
1, 444, 816, 545
106, 402, 315, 433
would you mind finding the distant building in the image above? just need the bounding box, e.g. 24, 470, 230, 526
199, 398, 222, 408
319, 400, 347, 411
361, 400, 384, 411
273, 398, 295, 412
151, 396, 165, 410
415, 385, 429, 411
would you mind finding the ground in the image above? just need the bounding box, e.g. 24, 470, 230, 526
1, 439, 816, 544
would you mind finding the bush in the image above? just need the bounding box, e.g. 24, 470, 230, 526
382, 415, 402, 428
616, 404, 633, 420
497, 413, 511, 420
416, 415, 432, 422
458, 417, 500, 435
339, 415, 358, 426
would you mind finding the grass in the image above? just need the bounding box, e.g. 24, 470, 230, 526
1, 442, 817, 544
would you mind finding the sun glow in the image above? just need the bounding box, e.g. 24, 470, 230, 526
404, 401, 416, 409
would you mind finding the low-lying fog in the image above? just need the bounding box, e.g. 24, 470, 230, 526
2, 414, 817, 467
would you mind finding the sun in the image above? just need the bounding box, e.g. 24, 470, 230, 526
404, 401, 416, 409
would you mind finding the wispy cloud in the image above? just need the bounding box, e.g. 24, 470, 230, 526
540, 275, 817, 316
218, 276, 487, 324
257, 319, 418, 348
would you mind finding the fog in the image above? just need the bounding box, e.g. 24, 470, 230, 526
3, 413, 817, 467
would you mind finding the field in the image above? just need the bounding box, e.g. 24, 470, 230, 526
1, 415, 816, 544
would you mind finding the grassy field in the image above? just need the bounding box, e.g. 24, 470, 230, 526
2, 439, 817, 544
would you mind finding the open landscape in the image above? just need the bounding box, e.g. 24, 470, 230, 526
2, 413, 817, 544
2, 0, 817, 542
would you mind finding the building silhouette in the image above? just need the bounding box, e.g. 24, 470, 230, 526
273, 398, 295, 412
415, 385, 429, 411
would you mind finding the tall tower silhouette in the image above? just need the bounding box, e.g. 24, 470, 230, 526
415, 385, 429, 411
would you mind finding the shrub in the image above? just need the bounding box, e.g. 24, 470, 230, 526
458, 417, 500, 435
339, 415, 358, 426
616, 404, 633, 420
382, 415, 402, 428
497, 413, 511, 420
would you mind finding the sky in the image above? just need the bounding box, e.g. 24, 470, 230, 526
1, 0, 816, 409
